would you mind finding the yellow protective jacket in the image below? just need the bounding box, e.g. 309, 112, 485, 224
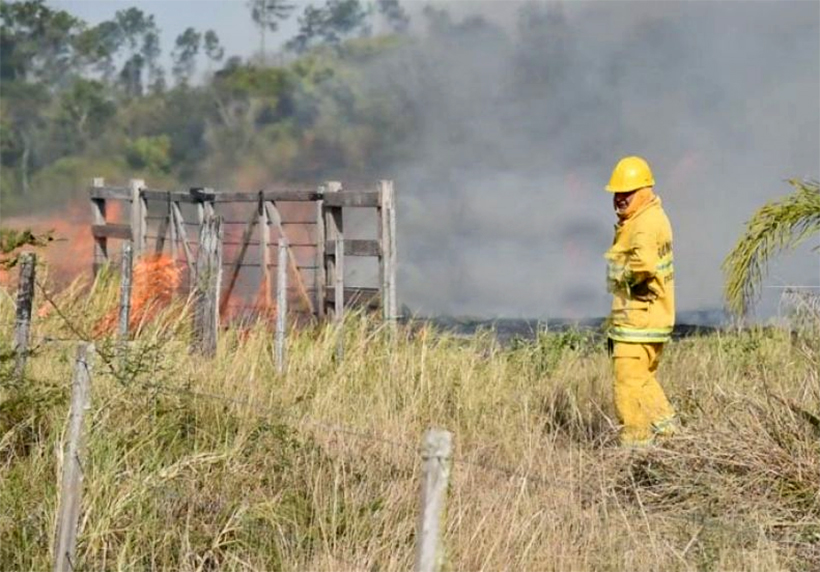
605, 197, 675, 343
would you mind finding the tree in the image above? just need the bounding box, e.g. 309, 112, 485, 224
286, 0, 371, 53
203, 30, 225, 73
248, 0, 294, 60
376, 0, 409, 34
172, 27, 202, 85
0, 82, 51, 195
57, 78, 115, 143
723, 180, 820, 316
0, 0, 84, 85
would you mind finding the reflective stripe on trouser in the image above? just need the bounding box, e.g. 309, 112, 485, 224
611, 341, 676, 446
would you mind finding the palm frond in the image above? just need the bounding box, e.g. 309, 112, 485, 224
723, 179, 820, 316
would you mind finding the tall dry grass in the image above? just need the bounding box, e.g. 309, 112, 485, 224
1, 271, 819, 571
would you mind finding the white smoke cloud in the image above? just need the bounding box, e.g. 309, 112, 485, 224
363, 0, 820, 321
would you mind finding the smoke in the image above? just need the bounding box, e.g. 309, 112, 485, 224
361, 0, 820, 321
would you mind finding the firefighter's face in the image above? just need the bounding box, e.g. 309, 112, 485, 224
613, 190, 637, 214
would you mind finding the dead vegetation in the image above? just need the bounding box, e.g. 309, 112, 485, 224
1, 272, 819, 570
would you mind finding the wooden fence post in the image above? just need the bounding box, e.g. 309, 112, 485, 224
415, 428, 452, 572
275, 238, 288, 374
90, 178, 107, 276
378, 180, 397, 329
315, 185, 327, 320
118, 242, 133, 364
324, 182, 344, 359
192, 215, 223, 357
53, 343, 93, 572
129, 179, 146, 257
260, 199, 272, 309
13, 252, 35, 381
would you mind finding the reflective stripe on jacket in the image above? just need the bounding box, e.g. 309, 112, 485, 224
605, 197, 675, 343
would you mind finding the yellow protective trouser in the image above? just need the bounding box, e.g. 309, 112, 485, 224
611, 341, 676, 447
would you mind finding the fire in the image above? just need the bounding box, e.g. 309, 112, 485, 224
94, 254, 182, 336
1, 200, 123, 287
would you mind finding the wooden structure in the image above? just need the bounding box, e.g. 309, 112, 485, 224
89, 178, 397, 323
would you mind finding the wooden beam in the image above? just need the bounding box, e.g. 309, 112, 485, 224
219, 199, 259, 316
89, 186, 131, 201
259, 199, 272, 309
322, 190, 380, 208
13, 252, 35, 381
171, 203, 194, 280
91, 224, 132, 240
314, 185, 326, 320
91, 178, 107, 276
325, 287, 381, 309
130, 179, 146, 257
326, 239, 380, 257
213, 189, 319, 203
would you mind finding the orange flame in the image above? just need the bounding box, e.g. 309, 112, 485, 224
94, 254, 182, 336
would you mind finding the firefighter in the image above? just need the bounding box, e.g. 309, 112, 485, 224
604, 156, 677, 447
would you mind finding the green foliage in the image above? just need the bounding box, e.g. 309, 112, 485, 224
723, 180, 820, 316
126, 135, 172, 173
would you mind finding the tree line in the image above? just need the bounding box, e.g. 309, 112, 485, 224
0, 0, 415, 214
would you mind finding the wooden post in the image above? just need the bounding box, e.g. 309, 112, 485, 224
129, 179, 146, 257
415, 428, 452, 572
171, 203, 194, 288
315, 185, 327, 320
53, 343, 93, 572
324, 182, 344, 360
118, 242, 133, 348
13, 252, 35, 381
324, 182, 343, 319
91, 178, 107, 276
260, 199, 272, 309
192, 215, 223, 357
275, 238, 288, 374
169, 200, 178, 261
378, 180, 397, 328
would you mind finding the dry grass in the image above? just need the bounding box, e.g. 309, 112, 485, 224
2, 271, 820, 571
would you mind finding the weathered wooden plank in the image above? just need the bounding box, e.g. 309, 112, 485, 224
315, 185, 327, 320
322, 190, 380, 208
13, 252, 35, 381
325, 287, 381, 309
130, 179, 146, 257
171, 203, 194, 282
212, 190, 319, 203
327, 239, 380, 257
260, 200, 272, 309
91, 178, 108, 276
192, 216, 222, 357
53, 343, 93, 572
89, 186, 131, 201
91, 224, 132, 240
275, 238, 288, 374
141, 189, 199, 203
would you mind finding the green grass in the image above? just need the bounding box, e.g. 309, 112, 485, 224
1, 272, 820, 571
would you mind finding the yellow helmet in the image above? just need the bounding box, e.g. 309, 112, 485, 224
606, 156, 655, 193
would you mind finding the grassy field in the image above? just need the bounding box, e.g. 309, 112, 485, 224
2, 271, 820, 571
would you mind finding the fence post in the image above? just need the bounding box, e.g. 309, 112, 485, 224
315, 185, 327, 321
13, 252, 35, 381
324, 181, 344, 360
129, 179, 146, 257
415, 428, 452, 572
378, 180, 397, 330
118, 242, 133, 364
275, 238, 288, 374
90, 178, 107, 276
53, 343, 94, 572
192, 215, 223, 357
